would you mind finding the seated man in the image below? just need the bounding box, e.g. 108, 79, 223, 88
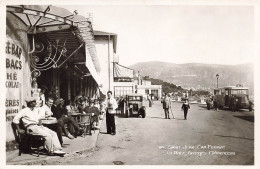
13, 97, 65, 155
84, 98, 101, 130
39, 97, 64, 146
52, 98, 83, 138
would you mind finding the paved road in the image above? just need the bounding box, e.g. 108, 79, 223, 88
62, 100, 254, 165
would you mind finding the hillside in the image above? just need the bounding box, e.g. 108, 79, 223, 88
130, 61, 254, 94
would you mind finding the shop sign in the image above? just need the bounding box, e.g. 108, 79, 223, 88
6, 38, 23, 121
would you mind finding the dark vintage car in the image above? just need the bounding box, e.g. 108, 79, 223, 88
125, 94, 146, 118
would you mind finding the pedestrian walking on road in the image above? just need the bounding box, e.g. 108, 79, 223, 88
182, 99, 190, 120
162, 93, 172, 119
213, 98, 218, 111
118, 96, 125, 116
230, 95, 238, 112
105, 91, 118, 135
148, 95, 152, 107
206, 98, 211, 110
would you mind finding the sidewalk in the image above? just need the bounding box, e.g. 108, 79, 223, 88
6, 120, 103, 165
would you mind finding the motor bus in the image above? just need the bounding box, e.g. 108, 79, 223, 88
213, 85, 253, 111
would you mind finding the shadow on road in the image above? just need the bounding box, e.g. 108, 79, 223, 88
148, 117, 187, 120
233, 115, 254, 122
214, 135, 254, 141
148, 117, 166, 120
99, 132, 111, 135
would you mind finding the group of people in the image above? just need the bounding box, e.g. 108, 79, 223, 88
162, 93, 190, 120
206, 97, 219, 110
13, 83, 118, 156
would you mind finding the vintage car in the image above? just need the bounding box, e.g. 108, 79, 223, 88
125, 94, 146, 118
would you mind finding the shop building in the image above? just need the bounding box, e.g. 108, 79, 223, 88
94, 30, 122, 96
6, 5, 103, 141
113, 63, 135, 98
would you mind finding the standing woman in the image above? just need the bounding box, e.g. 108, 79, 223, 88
182, 99, 190, 120
106, 91, 118, 135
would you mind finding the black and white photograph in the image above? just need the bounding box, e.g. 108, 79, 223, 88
3, 0, 259, 167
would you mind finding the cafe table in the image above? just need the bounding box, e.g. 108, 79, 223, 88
41, 118, 58, 125
41, 118, 59, 131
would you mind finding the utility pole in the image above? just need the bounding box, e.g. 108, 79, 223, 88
108, 35, 111, 91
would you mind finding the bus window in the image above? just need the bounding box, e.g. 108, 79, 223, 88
231, 89, 248, 95
221, 89, 225, 94
214, 89, 220, 95
231, 90, 238, 94
225, 90, 229, 95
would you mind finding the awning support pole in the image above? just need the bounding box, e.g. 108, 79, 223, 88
57, 43, 84, 68
108, 35, 111, 91
28, 34, 35, 54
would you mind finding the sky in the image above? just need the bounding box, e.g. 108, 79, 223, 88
59, 5, 255, 66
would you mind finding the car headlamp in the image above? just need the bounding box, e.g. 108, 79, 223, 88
129, 105, 133, 108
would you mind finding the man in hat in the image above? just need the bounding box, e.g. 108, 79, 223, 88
13, 97, 65, 155
162, 93, 172, 119
105, 91, 118, 135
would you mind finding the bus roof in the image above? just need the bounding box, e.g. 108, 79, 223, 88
214, 86, 249, 90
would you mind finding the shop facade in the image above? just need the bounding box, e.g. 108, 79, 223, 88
6, 5, 102, 141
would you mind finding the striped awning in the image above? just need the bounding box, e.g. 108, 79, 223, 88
114, 63, 134, 79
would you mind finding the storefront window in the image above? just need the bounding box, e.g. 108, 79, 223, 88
114, 86, 133, 97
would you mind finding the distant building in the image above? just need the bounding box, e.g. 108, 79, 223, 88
134, 72, 162, 100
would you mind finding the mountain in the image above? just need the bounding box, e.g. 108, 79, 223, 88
130, 61, 254, 94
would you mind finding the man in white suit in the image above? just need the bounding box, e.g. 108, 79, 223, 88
105, 91, 118, 135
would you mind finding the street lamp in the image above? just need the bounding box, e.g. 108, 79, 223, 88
216, 74, 219, 88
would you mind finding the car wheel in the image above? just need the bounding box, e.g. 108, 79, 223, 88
142, 110, 146, 118
249, 106, 252, 111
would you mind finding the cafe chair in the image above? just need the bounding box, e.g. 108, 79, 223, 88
11, 121, 45, 157
78, 114, 92, 137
